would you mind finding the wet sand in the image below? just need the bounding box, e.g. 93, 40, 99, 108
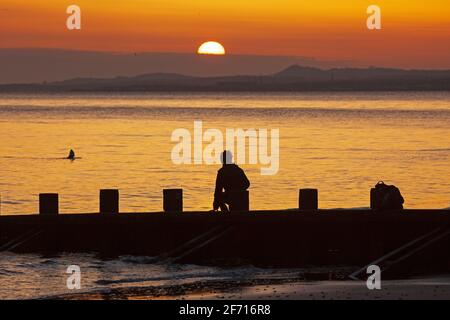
56, 276, 450, 300
186, 279, 450, 300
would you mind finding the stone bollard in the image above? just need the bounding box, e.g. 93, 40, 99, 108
100, 189, 119, 214
229, 190, 249, 212
299, 189, 318, 211
163, 189, 183, 212
39, 193, 59, 215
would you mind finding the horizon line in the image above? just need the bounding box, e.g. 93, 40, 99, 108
2, 47, 450, 71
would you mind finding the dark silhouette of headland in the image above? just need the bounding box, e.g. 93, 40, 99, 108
1, 65, 450, 92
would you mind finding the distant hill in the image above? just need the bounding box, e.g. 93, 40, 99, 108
273, 65, 330, 79
1, 65, 450, 92
1, 48, 341, 84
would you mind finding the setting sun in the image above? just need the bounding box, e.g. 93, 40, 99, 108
197, 41, 226, 55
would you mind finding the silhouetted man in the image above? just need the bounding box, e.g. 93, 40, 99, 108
213, 151, 250, 212
67, 149, 75, 160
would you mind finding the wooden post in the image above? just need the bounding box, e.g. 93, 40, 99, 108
100, 189, 119, 214
163, 189, 183, 212
39, 193, 59, 215
299, 189, 318, 211
229, 190, 249, 212
370, 188, 376, 209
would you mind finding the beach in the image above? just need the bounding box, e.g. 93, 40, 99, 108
0, 250, 441, 300
56, 277, 450, 300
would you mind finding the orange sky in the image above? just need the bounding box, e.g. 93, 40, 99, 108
1, 0, 450, 68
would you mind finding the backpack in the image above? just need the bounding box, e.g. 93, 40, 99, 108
371, 181, 404, 210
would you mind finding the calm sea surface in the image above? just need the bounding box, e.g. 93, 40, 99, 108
0, 92, 449, 214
